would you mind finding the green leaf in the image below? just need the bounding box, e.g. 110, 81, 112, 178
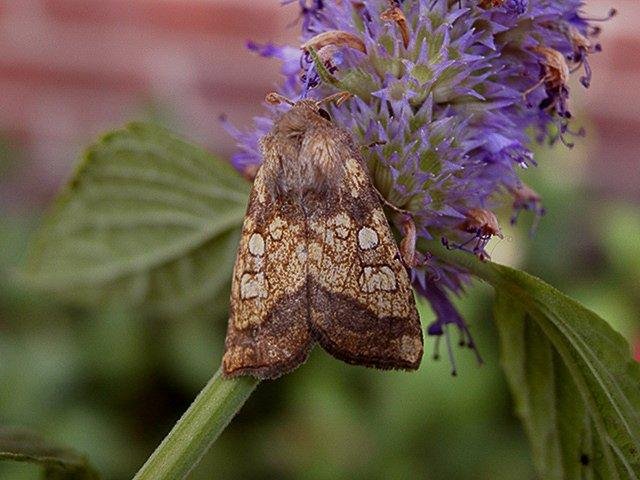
22, 123, 249, 312
0, 427, 100, 479
430, 242, 640, 480
495, 294, 617, 479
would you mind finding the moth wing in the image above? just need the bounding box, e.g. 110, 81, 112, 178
307, 156, 423, 370
222, 168, 312, 379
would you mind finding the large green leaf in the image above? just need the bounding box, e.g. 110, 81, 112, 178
22, 123, 249, 312
0, 427, 100, 479
432, 244, 640, 480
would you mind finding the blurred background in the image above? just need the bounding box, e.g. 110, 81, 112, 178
0, 1, 638, 479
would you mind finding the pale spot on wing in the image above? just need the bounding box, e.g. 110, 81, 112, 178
308, 242, 323, 262
235, 314, 262, 330
248, 233, 265, 256
269, 217, 286, 240
329, 212, 351, 239
240, 272, 268, 299
401, 335, 422, 363
358, 227, 379, 250
335, 226, 349, 239
296, 243, 308, 263
332, 212, 351, 227
324, 229, 336, 247
358, 266, 397, 292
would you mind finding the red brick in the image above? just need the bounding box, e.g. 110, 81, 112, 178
142, 1, 284, 37
41, 0, 135, 25
598, 36, 640, 73
42, 0, 290, 38
0, 62, 146, 91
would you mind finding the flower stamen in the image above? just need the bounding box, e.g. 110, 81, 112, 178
567, 26, 598, 88
421, 281, 483, 374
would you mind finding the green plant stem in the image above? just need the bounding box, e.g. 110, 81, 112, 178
133, 369, 259, 480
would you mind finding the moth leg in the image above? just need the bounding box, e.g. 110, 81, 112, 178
522, 77, 545, 105
370, 190, 426, 269
398, 214, 430, 268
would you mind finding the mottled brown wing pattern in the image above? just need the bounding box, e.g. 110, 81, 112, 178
306, 156, 424, 370
222, 168, 312, 379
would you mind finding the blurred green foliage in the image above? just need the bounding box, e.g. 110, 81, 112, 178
0, 124, 638, 480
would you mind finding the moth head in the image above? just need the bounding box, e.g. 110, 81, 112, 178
275, 99, 333, 136
266, 92, 350, 137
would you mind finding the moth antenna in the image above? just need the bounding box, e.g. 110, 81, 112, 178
488, 235, 505, 257
265, 92, 295, 106
317, 91, 352, 107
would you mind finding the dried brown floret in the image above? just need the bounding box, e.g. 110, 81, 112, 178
380, 4, 410, 49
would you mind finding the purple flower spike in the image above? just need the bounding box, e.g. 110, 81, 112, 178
223, 0, 611, 372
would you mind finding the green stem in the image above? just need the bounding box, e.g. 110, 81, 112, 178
133, 369, 259, 480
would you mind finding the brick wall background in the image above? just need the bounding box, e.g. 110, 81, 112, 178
0, 0, 297, 208
0, 0, 638, 209
585, 0, 640, 202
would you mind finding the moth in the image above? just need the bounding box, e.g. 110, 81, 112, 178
222, 93, 423, 379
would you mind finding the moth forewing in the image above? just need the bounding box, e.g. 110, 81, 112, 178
305, 154, 423, 370
222, 169, 313, 379
222, 98, 423, 379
